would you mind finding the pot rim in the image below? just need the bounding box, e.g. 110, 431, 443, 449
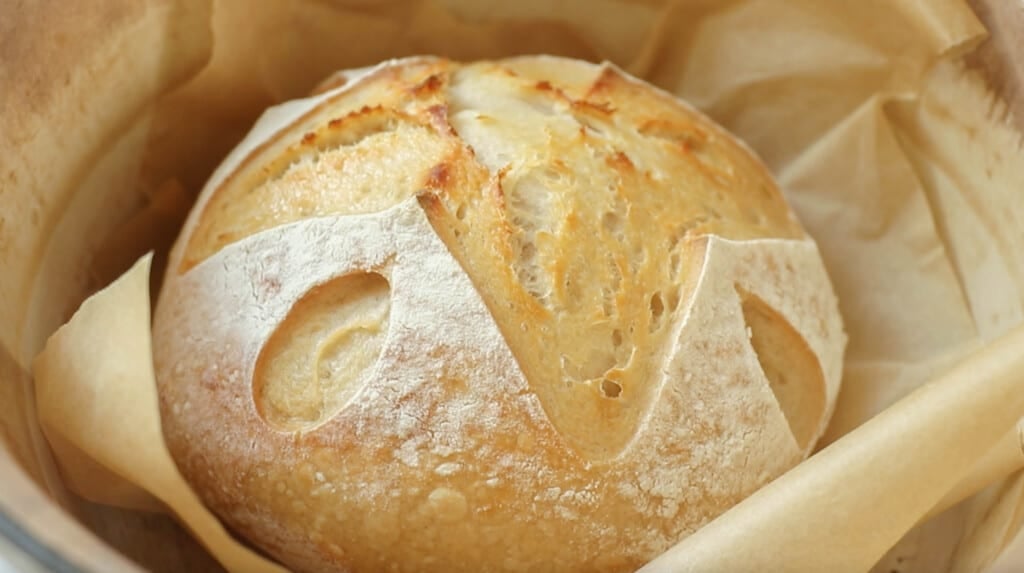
0, 507, 84, 573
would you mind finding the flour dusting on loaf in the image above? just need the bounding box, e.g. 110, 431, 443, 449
153, 56, 845, 573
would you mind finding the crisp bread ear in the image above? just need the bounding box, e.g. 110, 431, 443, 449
162, 197, 538, 434
158, 200, 403, 434
738, 285, 826, 450
644, 236, 839, 466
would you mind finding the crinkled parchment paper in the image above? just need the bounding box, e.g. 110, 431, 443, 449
17, 0, 1024, 571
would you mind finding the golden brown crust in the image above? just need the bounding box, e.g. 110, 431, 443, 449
154, 56, 844, 573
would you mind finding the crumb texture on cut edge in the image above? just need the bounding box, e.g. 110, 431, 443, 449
153, 56, 845, 573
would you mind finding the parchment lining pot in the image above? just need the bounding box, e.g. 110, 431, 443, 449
1, 0, 1022, 571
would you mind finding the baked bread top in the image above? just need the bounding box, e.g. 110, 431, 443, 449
153, 56, 845, 573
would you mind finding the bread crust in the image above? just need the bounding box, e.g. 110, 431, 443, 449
154, 56, 845, 573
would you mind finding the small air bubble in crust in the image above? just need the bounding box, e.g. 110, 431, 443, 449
601, 379, 622, 398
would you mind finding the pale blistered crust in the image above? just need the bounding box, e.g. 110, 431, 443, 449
154, 57, 845, 573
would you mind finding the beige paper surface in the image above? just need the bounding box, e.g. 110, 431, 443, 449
891, 54, 1024, 573
20, 0, 1024, 572
932, 422, 1024, 521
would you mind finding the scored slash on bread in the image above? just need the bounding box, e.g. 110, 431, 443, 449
153, 56, 845, 573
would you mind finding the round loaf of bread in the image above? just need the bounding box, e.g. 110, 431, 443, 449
153, 56, 846, 573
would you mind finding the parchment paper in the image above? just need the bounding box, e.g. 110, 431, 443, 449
23, 0, 1024, 572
